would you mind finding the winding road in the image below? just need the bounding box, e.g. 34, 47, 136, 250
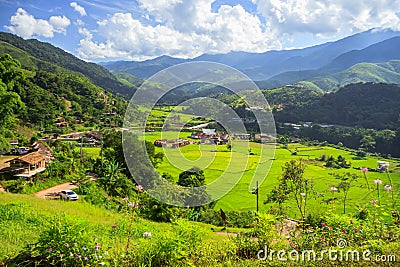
33, 182, 78, 199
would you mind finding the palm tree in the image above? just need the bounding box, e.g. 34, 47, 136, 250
98, 159, 124, 196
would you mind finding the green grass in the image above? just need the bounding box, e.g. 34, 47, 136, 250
73, 147, 101, 158
144, 132, 400, 218
0, 193, 231, 263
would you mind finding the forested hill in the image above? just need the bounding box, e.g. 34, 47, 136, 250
0, 32, 135, 98
0, 52, 130, 152
274, 83, 400, 130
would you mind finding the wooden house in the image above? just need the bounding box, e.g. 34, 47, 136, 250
8, 152, 46, 178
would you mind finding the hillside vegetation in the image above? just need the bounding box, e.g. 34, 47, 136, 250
0, 32, 136, 98
275, 83, 400, 129
0, 53, 128, 152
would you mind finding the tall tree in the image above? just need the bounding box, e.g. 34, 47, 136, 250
178, 167, 205, 187
0, 54, 25, 128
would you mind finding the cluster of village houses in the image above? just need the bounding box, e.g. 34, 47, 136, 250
153, 128, 277, 148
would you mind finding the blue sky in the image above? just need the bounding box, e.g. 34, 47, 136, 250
1, 0, 400, 61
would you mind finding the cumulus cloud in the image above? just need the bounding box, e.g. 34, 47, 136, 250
70, 2, 87, 16
5, 8, 71, 38
77, 0, 400, 60
78, 27, 92, 39
78, 0, 280, 60
252, 0, 400, 37
49, 15, 71, 35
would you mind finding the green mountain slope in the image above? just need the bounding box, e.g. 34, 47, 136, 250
275, 82, 400, 129
0, 52, 128, 145
0, 32, 135, 98
312, 60, 400, 90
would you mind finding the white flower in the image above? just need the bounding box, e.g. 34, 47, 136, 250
143, 232, 152, 237
384, 185, 392, 191
331, 186, 338, 191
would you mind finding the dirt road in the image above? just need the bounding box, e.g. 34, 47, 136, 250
33, 182, 77, 198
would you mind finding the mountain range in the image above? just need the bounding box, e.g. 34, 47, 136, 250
101, 29, 400, 91
0, 30, 400, 133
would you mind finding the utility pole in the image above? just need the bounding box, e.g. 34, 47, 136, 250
80, 135, 83, 163
252, 180, 259, 213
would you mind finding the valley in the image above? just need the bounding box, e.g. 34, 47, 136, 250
0, 28, 400, 266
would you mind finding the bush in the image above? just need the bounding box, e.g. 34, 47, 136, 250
6, 215, 109, 267
196, 209, 257, 228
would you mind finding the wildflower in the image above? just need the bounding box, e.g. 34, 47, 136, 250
300, 192, 306, 196
136, 184, 144, 191
360, 167, 368, 172
99, 262, 105, 266
321, 222, 327, 227
58, 254, 62, 258
77, 255, 81, 259
70, 252, 73, 257
112, 225, 118, 229
384, 185, 392, 191
123, 197, 128, 201
84, 257, 88, 261
77, 251, 80, 255
143, 232, 152, 237
343, 228, 347, 234
126, 247, 129, 251
82, 246, 87, 251
95, 243, 101, 250
128, 202, 135, 208
374, 179, 382, 185
354, 229, 359, 233
49, 248, 53, 252
65, 243, 70, 248
370, 199, 378, 205
331, 186, 338, 191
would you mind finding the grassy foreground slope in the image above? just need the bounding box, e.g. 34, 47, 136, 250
0, 193, 247, 266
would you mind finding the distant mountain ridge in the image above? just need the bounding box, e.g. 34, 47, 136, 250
261, 37, 400, 90
101, 29, 400, 84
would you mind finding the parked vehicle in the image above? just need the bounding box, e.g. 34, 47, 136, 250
17, 147, 29, 155
59, 190, 79, 201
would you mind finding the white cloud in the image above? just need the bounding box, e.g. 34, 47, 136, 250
5, 8, 71, 38
75, 19, 85, 26
77, 0, 400, 60
70, 2, 87, 17
252, 0, 400, 37
78, 0, 280, 60
78, 27, 92, 39
49, 15, 71, 35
